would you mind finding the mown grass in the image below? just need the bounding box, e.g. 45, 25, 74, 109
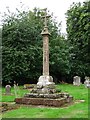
1, 86, 29, 102
2, 84, 89, 118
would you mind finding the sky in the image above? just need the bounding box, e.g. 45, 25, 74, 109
0, 0, 85, 33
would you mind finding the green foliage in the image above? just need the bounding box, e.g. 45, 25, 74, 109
50, 36, 70, 78
2, 9, 43, 84
2, 86, 28, 102
3, 1, 90, 84
2, 8, 70, 84
66, 1, 90, 78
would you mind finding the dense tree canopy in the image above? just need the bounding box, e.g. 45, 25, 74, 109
2, 8, 70, 85
66, 1, 90, 80
2, 1, 90, 85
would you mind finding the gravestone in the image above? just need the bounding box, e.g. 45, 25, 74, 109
84, 76, 90, 88
5, 85, 11, 95
73, 76, 81, 86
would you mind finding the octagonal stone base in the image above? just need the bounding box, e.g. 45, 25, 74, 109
15, 75, 73, 107
37, 75, 55, 88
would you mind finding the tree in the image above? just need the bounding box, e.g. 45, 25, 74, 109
2, 7, 71, 85
2, 8, 43, 84
66, 1, 90, 80
49, 36, 70, 82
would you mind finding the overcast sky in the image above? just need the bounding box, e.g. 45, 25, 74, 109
0, 0, 85, 33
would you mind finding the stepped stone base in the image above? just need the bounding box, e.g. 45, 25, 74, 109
15, 93, 73, 107
15, 77, 73, 107
15, 82, 73, 107
15, 97, 73, 107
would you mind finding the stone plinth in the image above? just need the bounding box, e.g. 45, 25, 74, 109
15, 95, 73, 107
15, 91, 73, 107
24, 93, 70, 99
31, 82, 56, 94
37, 75, 55, 88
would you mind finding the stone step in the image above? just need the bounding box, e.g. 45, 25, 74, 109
15, 96, 73, 107
24, 93, 70, 99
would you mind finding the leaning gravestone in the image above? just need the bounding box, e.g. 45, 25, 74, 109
73, 76, 81, 86
5, 85, 11, 95
84, 76, 90, 88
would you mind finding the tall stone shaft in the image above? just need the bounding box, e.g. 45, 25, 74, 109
37, 9, 55, 87
42, 32, 50, 76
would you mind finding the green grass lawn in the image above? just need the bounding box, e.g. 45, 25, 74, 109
1, 86, 29, 102
1, 84, 89, 119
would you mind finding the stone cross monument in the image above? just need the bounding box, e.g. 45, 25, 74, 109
15, 9, 73, 105
37, 9, 55, 88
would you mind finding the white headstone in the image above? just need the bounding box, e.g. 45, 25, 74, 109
73, 76, 81, 86
84, 76, 90, 88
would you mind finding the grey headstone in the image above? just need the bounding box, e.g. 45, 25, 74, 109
5, 85, 11, 95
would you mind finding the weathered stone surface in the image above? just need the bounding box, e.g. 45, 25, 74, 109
5, 85, 11, 95
15, 96, 73, 107
2, 103, 19, 112
44, 84, 55, 89
84, 76, 90, 88
66, 96, 73, 103
37, 10, 55, 88
42, 87, 49, 94
24, 84, 35, 89
24, 93, 71, 99
73, 76, 81, 86
37, 75, 54, 88
31, 83, 56, 94
31, 88, 56, 94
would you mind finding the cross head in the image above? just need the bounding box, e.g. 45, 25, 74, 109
41, 8, 50, 27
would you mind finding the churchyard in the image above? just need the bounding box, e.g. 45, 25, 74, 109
1, 1, 90, 119
1, 84, 88, 118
